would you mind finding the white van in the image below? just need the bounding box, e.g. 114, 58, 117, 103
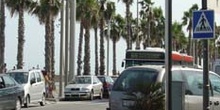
107, 65, 220, 110
7, 69, 46, 107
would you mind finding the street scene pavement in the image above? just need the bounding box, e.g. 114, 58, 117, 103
25, 99, 109, 110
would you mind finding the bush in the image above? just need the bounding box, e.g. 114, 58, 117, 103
126, 83, 165, 110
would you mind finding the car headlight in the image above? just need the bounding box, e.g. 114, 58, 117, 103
64, 88, 71, 92
81, 88, 90, 92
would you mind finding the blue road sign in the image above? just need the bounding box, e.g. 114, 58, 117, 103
193, 10, 214, 39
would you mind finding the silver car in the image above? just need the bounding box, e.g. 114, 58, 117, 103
108, 65, 220, 110
64, 75, 103, 100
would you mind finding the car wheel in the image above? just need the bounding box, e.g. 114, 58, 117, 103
40, 94, 46, 106
24, 96, 30, 108
90, 91, 94, 101
15, 98, 22, 110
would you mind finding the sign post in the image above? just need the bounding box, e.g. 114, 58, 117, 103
193, 1, 215, 110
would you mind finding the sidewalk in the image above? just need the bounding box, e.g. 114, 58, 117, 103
45, 90, 62, 104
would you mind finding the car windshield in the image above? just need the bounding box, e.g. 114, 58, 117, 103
112, 68, 158, 91
75, 77, 91, 84
7, 72, 29, 84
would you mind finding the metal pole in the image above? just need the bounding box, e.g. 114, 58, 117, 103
148, 8, 151, 47
59, 0, 65, 98
165, 0, 172, 110
107, 20, 110, 76
135, 0, 140, 50
69, 0, 76, 81
202, 1, 209, 110
64, 0, 69, 86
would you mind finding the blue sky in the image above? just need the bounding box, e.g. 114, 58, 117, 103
4, 0, 219, 75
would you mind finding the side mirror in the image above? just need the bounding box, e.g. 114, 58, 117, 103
93, 82, 97, 84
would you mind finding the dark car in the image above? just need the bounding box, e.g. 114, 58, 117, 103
0, 74, 24, 110
97, 75, 114, 98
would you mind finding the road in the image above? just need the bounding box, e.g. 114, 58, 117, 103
24, 99, 109, 110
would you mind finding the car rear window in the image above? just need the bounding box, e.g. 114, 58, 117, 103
7, 72, 29, 84
112, 68, 158, 91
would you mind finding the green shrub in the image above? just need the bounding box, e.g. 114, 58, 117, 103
126, 83, 165, 110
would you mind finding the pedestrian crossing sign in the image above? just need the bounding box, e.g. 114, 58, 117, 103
193, 10, 215, 39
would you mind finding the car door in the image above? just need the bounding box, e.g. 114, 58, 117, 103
29, 71, 38, 101
182, 70, 212, 110
209, 73, 220, 110
0, 76, 6, 109
92, 76, 100, 95
1, 75, 17, 110
35, 71, 44, 100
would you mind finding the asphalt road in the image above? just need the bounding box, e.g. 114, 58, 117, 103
24, 99, 109, 110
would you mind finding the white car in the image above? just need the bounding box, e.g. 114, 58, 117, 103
107, 65, 220, 110
7, 69, 46, 107
64, 75, 103, 100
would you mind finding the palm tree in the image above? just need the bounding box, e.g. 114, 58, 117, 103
182, 4, 198, 55
5, 0, 33, 69
80, 0, 98, 75
109, 14, 124, 75
0, 0, 6, 73
91, 2, 100, 76
172, 22, 187, 51
139, 0, 154, 49
150, 7, 165, 47
76, 0, 85, 76
118, 0, 133, 50
98, 0, 106, 75
30, 0, 61, 98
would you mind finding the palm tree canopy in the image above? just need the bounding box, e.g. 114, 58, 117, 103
105, 1, 116, 21
29, 0, 61, 24
182, 4, 198, 31
5, 0, 33, 17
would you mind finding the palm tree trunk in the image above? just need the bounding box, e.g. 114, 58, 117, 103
51, 19, 55, 74
188, 29, 192, 55
77, 22, 83, 76
50, 18, 55, 97
45, 16, 54, 98
112, 40, 117, 75
0, 0, 5, 73
126, 3, 132, 50
94, 27, 99, 75
83, 28, 91, 75
99, 17, 105, 75
17, 6, 25, 69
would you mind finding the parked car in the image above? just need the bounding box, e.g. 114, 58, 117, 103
0, 74, 24, 110
97, 75, 114, 98
64, 75, 103, 100
107, 65, 220, 110
6, 69, 46, 107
